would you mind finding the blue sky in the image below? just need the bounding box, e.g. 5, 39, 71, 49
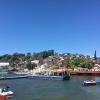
0, 0, 100, 56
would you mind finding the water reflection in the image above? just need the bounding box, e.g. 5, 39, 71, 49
0, 94, 8, 100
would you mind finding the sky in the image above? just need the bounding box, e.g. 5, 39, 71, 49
0, 0, 100, 56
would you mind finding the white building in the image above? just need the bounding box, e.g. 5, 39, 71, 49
0, 63, 9, 67
0, 62, 9, 74
31, 60, 39, 67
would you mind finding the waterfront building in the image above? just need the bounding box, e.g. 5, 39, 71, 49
0, 62, 9, 76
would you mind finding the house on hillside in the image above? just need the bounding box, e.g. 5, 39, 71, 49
31, 60, 40, 67
0, 62, 9, 69
95, 58, 100, 64
0, 62, 9, 74
92, 58, 100, 71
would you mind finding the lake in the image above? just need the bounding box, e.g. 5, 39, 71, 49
0, 75, 100, 100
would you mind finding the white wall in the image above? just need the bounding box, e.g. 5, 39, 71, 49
0, 63, 9, 66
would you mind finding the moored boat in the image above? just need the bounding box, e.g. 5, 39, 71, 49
81, 80, 96, 86
95, 79, 100, 84
28, 70, 70, 80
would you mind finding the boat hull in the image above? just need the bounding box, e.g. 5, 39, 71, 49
0, 86, 14, 99
0, 92, 14, 98
28, 75, 70, 80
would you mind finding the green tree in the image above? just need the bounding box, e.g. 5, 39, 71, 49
26, 62, 36, 70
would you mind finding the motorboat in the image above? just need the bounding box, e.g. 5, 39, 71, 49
81, 80, 96, 86
95, 79, 100, 84
0, 86, 14, 98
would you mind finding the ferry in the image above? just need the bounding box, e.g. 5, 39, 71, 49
0, 86, 14, 98
28, 70, 70, 80
81, 80, 96, 86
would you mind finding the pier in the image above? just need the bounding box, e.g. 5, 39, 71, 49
0, 75, 29, 80
65, 70, 100, 75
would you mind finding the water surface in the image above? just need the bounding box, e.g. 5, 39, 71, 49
0, 75, 100, 100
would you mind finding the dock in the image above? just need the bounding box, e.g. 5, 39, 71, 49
65, 70, 100, 75
0, 75, 29, 80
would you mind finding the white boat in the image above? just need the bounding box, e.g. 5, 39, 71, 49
81, 80, 96, 86
0, 86, 14, 98
13, 71, 29, 75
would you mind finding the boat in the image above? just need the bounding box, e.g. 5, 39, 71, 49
0, 86, 14, 98
81, 80, 96, 86
28, 70, 70, 80
95, 79, 100, 84
13, 71, 29, 75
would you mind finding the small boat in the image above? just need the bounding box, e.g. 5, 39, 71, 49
81, 80, 96, 86
28, 70, 70, 80
95, 79, 100, 84
0, 86, 14, 98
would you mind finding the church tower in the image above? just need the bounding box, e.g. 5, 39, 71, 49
94, 50, 97, 60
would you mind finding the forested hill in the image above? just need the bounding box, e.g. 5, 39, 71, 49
0, 50, 54, 62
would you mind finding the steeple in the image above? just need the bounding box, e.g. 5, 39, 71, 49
94, 50, 97, 60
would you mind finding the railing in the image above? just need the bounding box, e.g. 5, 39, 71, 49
65, 69, 100, 74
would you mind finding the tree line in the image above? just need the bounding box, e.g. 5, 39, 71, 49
0, 50, 95, 70
50, 54, 94, 70
0, 50, 54, 63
